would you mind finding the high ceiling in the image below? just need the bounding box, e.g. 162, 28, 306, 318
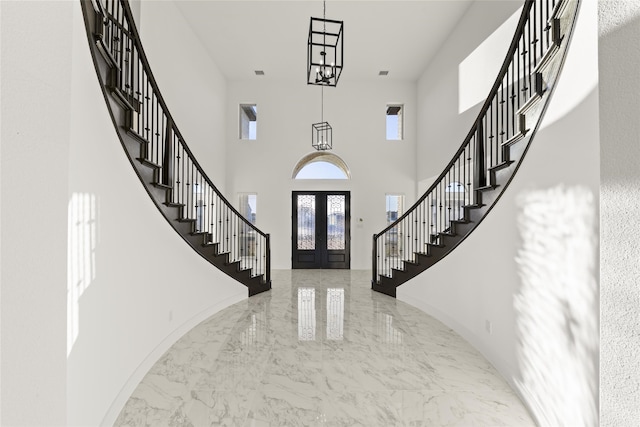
171, 1, 476, 82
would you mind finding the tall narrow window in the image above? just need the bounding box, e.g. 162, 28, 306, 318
238, 193, 257, 224
239, 104, 257, 140
385, 194, 404, 258
385, 194, 404, 224
386, 104, 403, 140
238, 193, 257, 260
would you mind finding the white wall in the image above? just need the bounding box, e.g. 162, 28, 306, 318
598, 2, 640, 426
401, 1, 600, 426
1, 2, 71, 425
2, 1, 247, 426
416, 0, 522, 184
225, 80, 418, 269
139, 0, 228, 189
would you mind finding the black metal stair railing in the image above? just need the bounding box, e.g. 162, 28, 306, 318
82, 0, 271, 295
373, 0, 580, 296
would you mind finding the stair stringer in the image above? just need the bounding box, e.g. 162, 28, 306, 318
373, 0, 581, 297
80, 0, 271, 296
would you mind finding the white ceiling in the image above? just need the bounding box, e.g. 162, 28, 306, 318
171, 1, 475, 82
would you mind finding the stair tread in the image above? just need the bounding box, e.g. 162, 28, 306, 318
517, 91, 542, 116
95, 37, 117, 69
127, 129, 150, 145
450, 219, 469, 224
177, 218, 197, 223
137, 157, 161, 169
153, 182, 172, 189
475, 184, 498, 192
489, 160, 514, 172
551, 0, 569, 20
502, 131, 527, 147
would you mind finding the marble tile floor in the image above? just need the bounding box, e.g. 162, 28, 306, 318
115, 270, 535, 426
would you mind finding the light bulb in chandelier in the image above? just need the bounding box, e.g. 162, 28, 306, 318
315, 52, 336, 84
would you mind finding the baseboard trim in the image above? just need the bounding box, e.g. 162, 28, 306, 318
395, 291, 541, 425
99, 290, 246, 427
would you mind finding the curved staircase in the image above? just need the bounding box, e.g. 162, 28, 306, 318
80, 0, 271, 296
372, 0, 581, 297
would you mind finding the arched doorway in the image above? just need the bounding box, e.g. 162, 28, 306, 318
291, 153, 351, 269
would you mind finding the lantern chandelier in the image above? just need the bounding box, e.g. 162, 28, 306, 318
311, 86, 332, 151
309, 0, 342, 151
307, 0, 344, 87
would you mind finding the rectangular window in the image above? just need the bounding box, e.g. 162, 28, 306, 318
239, 104, 257, 140
385, 194, 404, 257
386, 104, 403, 140
238, 193, 257, 224
238, 193, 257, 259
385, 194, 404, 224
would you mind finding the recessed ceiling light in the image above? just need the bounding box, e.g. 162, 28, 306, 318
379, 71, 389, 76
254, 70, 265, 76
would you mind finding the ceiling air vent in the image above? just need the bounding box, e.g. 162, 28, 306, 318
379, 70, 389, 76
254, 70, 265, 76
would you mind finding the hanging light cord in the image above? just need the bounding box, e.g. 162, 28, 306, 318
321, 0, 326, 124
321, 84, 324, 124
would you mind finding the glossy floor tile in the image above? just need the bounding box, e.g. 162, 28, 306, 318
115, 270, 535, 426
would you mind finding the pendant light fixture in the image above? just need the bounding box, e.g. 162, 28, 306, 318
307, 0, 343, 87
311, 85, 332, 151
309, 0, 341, 150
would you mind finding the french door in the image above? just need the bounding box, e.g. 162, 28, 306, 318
292, 191, 350, 269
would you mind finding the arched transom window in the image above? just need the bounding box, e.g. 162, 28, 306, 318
292, 152, 351, 180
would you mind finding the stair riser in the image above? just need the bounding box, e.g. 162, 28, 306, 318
83, 3, 271, 297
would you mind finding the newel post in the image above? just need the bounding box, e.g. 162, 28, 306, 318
162, 118, 174, 186
265, 233, 271, 285
372, 233, 378, 286
474, 120, 487, 190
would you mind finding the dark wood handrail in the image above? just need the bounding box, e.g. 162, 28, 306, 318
95, 0, 267, 239
375, 0, 535, 239
84, 0, 272, 291
373, 0, 581, 291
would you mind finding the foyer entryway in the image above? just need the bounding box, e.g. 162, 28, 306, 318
114, 270, 535, 426
292, 191, 350, 269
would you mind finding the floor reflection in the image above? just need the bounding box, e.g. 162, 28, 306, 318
115, 270, 535, 426
326, 288, 344, 341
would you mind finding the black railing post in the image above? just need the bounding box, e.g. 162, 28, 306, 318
265, 234, 271, 284
474, 121, 487, 190
162, 118, 173, 186
372, 234, 378, 286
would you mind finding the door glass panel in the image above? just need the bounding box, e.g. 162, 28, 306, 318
326, 195, 345, 250
297, 195, 316, 250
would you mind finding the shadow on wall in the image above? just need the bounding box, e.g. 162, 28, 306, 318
514, 185, 598, 426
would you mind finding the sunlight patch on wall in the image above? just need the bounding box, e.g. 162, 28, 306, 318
67, 193, 99, 357
514, 185, 598, 426
458, 7, 521, 114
